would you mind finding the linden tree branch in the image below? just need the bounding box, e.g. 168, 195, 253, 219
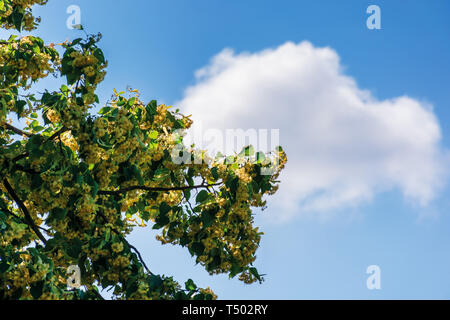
97, 183, 222, 196
1, 122, 33, 138
2, 178, 47, 244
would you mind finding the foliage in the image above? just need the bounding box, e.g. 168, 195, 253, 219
0, 0, 286, 300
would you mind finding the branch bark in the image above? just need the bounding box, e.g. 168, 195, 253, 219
2, 122, 33, 137
2, 178, 47, 244
2, 207, 50, 233
96, 211, 153, 275
48, 126, 68, 141
98, 183, 222, 196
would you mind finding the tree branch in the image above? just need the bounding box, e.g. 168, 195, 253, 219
10, 126, 68, 163
2, 122, 33, 137
12, 163, 41, 175
98, 183, 222, 196
2, 207, 50, 233
96, 211, 154, 276
48, 126, 68, 141
2, 178, 47, 244
88, 287, 105, 300
127, 242, 153, 276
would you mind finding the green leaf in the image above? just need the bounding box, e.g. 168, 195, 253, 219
256, 151, 266, 164
146, 101, 157, 119
201, 210, 216, 228
155, 202, 171, 226
225, 156, 235, 164
127, 97, 136, 107
29, 120, 39, 128
148, 275, 163, 290
193, 293, 205, 300
66, 71, 80, 85
196, 190, 208, 203
30, 281, 44, 299
153, 168, 169, 181
8, 34, 18, 42
32, 45, 41, 54
48, 208, 67, 222
117, 97, 126, 106
229, 263, 243, 278
183, 189, 191, 201
249, 267, 263, 282
93, 48, 105, 64
149, 130, 158, 139
152, 223, 163, 230
104, 228, 111, 242
126, 279, 138, 297
83, 172, 98, 197
240, 145, 255, 157
71, 38, 83, 46
11, 7, 24, 31
185, 279, 197, 291
131, 165, 144, 185
30, 175, 43, 189
15, 100, 26, 117
0, 262, 10, 273
191, 242, 205, 256
159, 202, 171, 215
179, 234, 190, 247
140, 210, 150, 222
211, 167, 219, 180
32, 126, 45, 132
61, 85, 69, 95
67, 238, 82, 259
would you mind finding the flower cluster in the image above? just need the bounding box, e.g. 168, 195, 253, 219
0, 0, 47, 31
0, 35, 59, 90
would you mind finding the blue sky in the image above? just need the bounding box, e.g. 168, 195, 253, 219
11, 0, 450, 299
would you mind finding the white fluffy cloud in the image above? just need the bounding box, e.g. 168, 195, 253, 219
176, 41, 448, 220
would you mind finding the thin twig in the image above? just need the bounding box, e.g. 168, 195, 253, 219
98, 183, 222, 196
48, 126, 68, 141
96, 211, 154, 276
127, 242, 153, 276
2, 207, 50, 233
88, 287, 105, 300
